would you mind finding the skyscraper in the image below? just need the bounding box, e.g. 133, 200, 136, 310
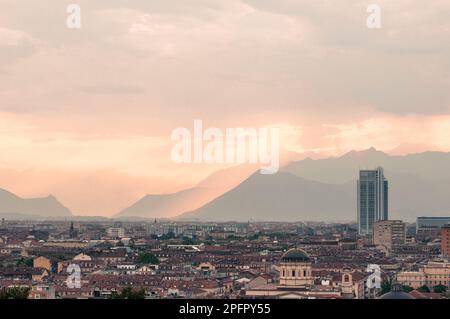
357, 167, 389, 235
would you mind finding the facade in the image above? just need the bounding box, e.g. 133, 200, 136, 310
373, 220, 406, 253
107, 227, 125, 239
357, 167, 389, 235
396, 271, 426, 289
397, 261, 450, 289
441, 225, 450, 257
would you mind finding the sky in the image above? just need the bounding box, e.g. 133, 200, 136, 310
0, 0, 450, 216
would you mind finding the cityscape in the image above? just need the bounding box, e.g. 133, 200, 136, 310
0, 166, 449, 299
1, 0, 450, 307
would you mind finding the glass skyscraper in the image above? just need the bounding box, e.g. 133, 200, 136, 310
357, 167, 389, 235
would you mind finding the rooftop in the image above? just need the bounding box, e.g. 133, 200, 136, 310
281, 248, 310, 263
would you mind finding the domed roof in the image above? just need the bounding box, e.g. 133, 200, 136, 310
379, 284, 415, 299
281, 248, 310, 262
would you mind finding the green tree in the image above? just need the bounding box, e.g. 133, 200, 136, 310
182, 237, 196, 245
433, 285, 447, 293
381, 279, 392, 294
109, 287, 146, 299
417, 285, 430, 293
16, 258, 33, 267
160, 232, 175, 240
128, 239, 136, 250
0, 287, 31, 299
402, 285, 414, 293
137, 252, 159, 265
116, 241, 125, 247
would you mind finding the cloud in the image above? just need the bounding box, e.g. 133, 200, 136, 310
241, 0, 450, 114
323, 113, 450, 154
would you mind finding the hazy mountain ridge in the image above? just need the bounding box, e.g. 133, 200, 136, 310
116, 187, 213, 219
180, 172, 355, 222
181, 149, 450, 222
283, 147, 450, 184
115, 164, 259, 219
3, 148, 450, 221
0, 188, 72, 218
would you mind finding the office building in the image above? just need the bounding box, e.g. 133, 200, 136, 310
373, 220, 406, 252
416, 217, 450, 240
357, 167, 389, 235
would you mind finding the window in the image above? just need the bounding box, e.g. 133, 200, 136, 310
292, 270, 296, 277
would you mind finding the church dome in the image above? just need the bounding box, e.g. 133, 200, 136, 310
281, 248, 310, 262
379, 284, 415, 299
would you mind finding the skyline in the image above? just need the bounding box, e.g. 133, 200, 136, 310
1, 1, 450, 215
2, 147, 450, 222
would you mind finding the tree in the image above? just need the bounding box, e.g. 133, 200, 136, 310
16, 258, 33, 267
128, 239, 136, 250
417, 285, 430, 293
402, 285, 413, 293
182, 237, 196, 245
31, 230, 49, 241
160, 232, 175, 240
137, 252, 159, 265
248, 234, 259, 240
0, 287, 31, 299
116, 241, 125, 247
109, 287, 146, 299
381, 279, 391, 294
433, 285, 447, 293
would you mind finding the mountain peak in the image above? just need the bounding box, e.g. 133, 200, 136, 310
341, 147, 386, 158
183, 150, 450, 222
0, 189, 72, 218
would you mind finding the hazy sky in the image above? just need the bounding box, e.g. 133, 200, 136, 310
1, 0, 450, 215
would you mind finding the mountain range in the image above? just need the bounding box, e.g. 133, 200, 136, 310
2, 148, 450, 222
0, 189, 72, 219
180, 148, 450, 222
115, 164, 258, 219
